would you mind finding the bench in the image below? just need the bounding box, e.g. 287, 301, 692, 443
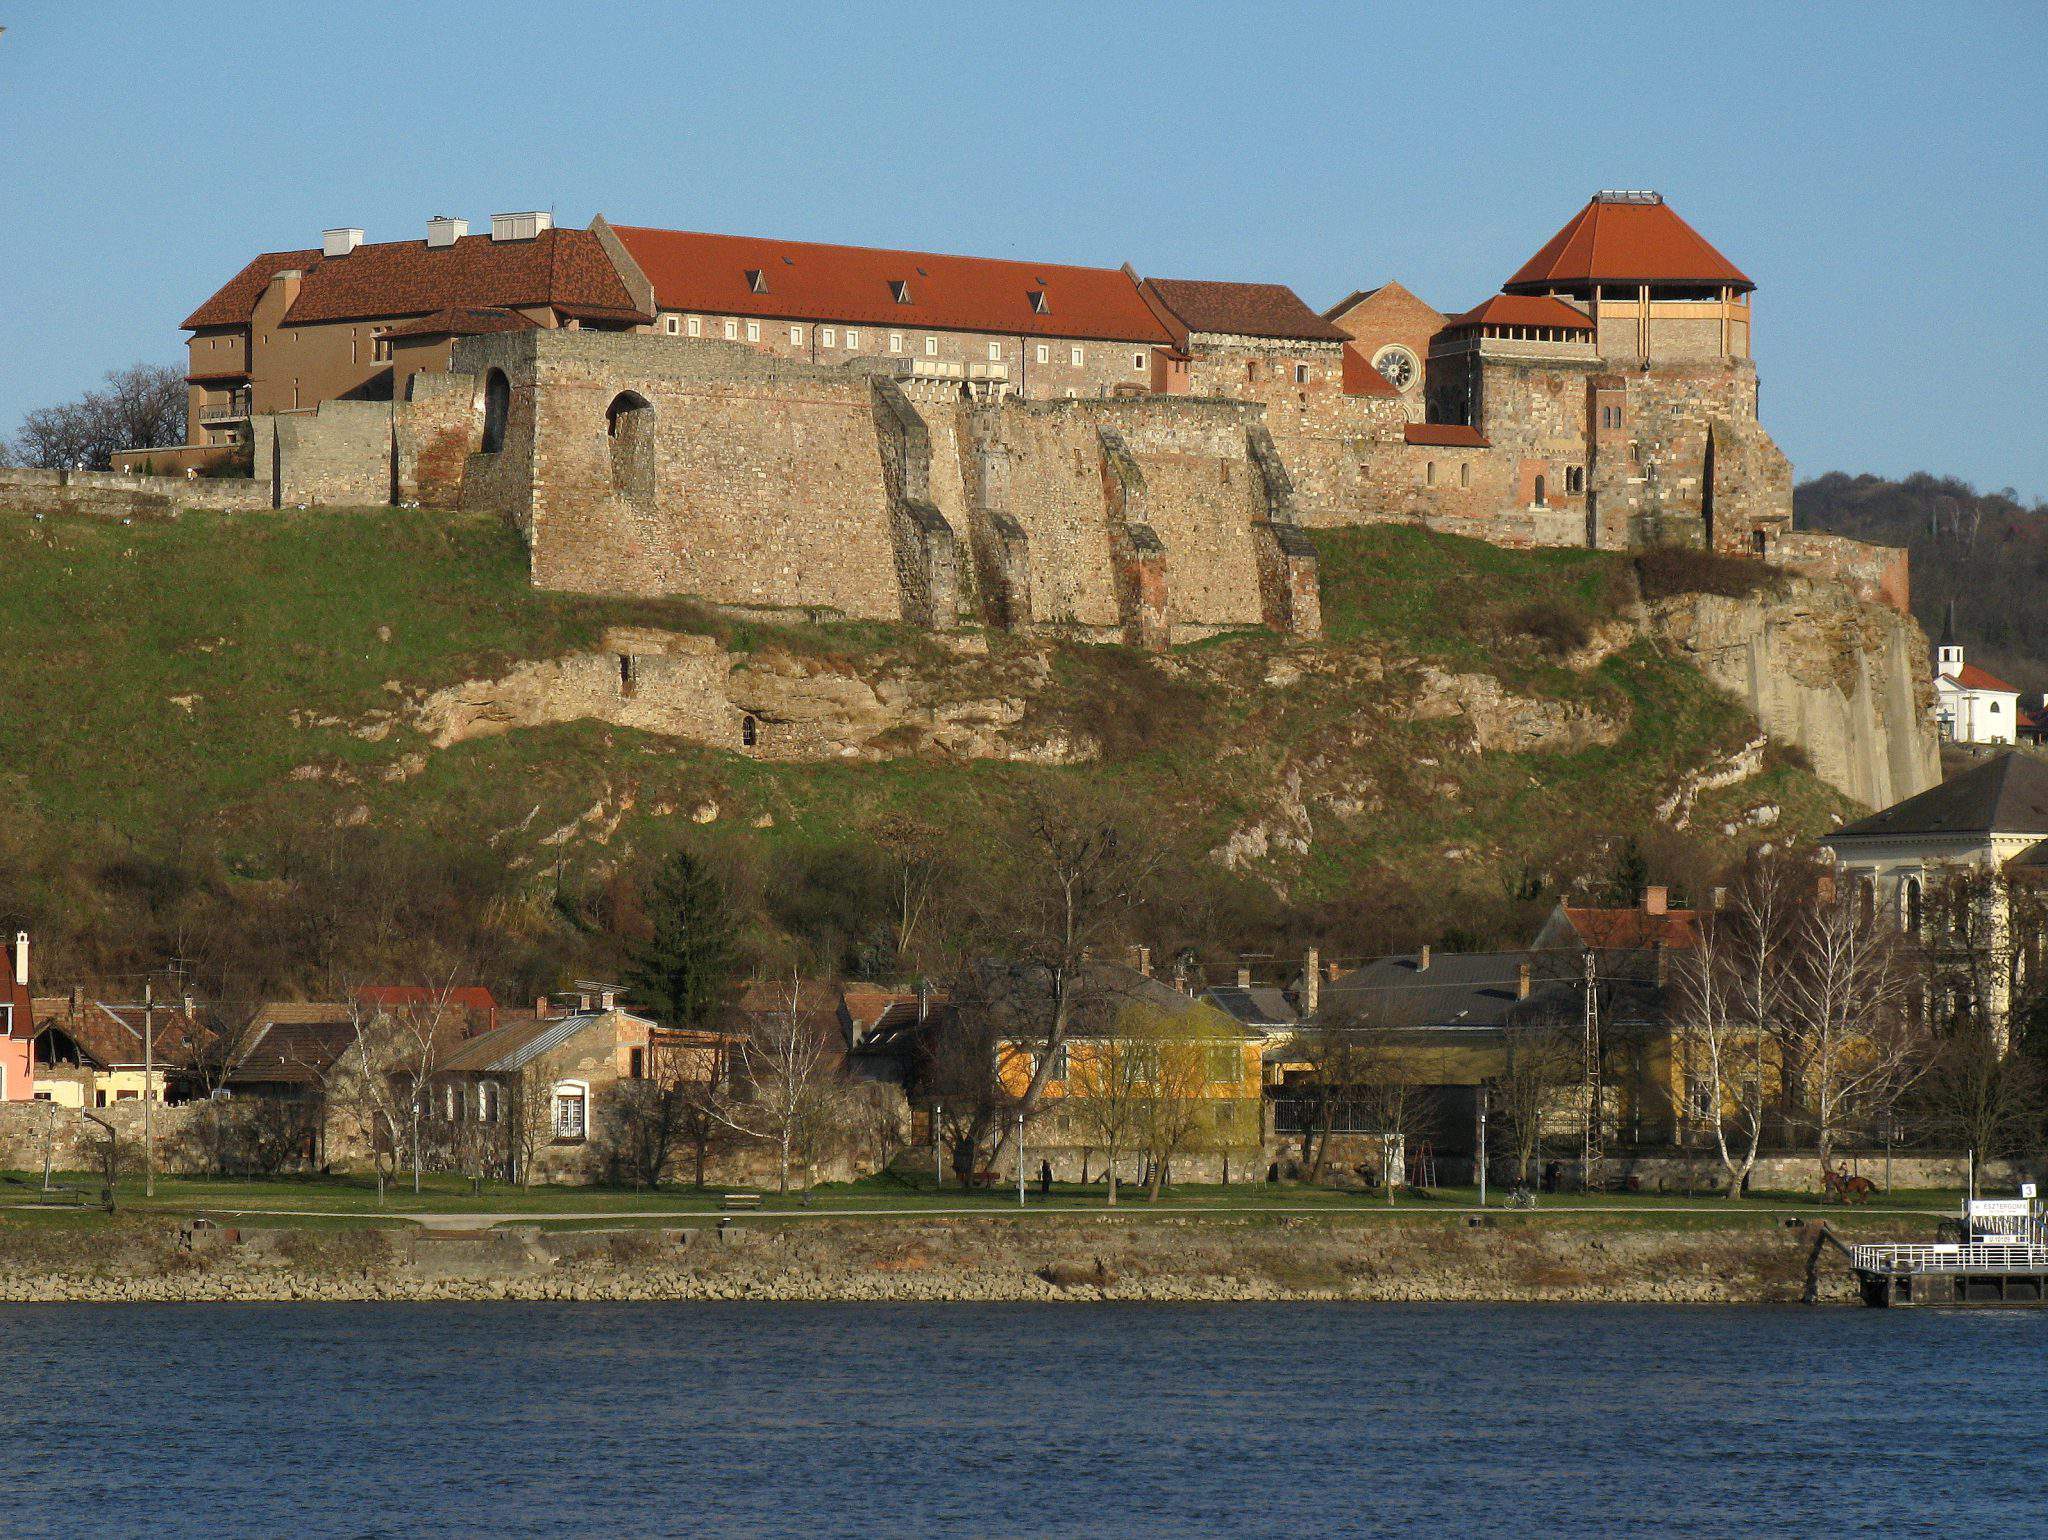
721, 1192, 762, 1210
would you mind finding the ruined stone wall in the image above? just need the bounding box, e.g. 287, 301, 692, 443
395, 371, 483, 509
269, 400, 394, 507
1773, 530, 1912, 615
0, 467, 270, 518
458, 331, 912, 620
1590, 362, 1786, 552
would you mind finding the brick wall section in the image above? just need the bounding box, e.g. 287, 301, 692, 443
394, 371, 483, 508
1775, 530, 1912, 615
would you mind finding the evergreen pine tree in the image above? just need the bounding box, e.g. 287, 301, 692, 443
628, 847, 737, 1028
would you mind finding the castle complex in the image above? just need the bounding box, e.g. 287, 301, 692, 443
157, 193, 1905, 644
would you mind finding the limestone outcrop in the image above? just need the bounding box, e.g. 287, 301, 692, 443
1646, 579, 1939, 807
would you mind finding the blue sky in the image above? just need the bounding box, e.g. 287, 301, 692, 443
2, 2, 2043, 498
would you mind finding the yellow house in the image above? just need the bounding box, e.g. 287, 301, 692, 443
30, 998, 191, 1109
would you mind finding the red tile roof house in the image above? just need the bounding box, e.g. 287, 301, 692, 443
0, 932, 35, 1102
148, 211, 650, 471
600, 220, 1177, 401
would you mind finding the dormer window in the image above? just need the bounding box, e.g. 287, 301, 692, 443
746, 269, 768, 294
1029, 289, 1050, 315
890, 279, 911, 305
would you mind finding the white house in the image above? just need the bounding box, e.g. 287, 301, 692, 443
1934, 641, 2020, 746
1822, 753, 2048, 1045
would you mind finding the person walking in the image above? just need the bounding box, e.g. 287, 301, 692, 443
1039, 1159, 1053, 1198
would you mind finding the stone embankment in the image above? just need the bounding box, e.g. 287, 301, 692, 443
0, 1215, 1879, 1305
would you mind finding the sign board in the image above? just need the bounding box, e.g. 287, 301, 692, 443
1969, 1199, 2033, 1220
2024, 1183, 2039, 1200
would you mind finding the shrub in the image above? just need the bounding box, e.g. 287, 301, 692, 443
1634, 545, 1781, 602
1507, 601, 1591, 655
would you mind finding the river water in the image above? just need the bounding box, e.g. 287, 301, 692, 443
2, 1302, 2042, 1537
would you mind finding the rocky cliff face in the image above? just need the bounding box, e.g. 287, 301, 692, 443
1646, 579, 1940, 807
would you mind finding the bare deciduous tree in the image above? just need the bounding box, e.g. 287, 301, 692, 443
7, 363, 186, 470
717, 973, 846, 1194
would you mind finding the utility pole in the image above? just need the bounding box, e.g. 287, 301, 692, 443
143, 978, 156, 1200
1016, 1112, 1026, 1209
1581, 951, 1600, 1193
1477, 1086, 1488, 1208
932, 1102, 943, 1190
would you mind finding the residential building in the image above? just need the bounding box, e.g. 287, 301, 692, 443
29, 995, 197, 1109
434, 1005, 661, 1183
1, 933, 33, 1103
172, 212, 648, 458
352, 984, 500, 1035
1531, 885, 1702, 964
602, 218, 1176, 401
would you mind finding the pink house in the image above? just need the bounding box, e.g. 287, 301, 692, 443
1, 932, 35, 1102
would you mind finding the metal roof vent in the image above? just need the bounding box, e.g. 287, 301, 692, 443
427, 216, 469, 249
1593, 190, 1662, 204
322, 227, 365, 258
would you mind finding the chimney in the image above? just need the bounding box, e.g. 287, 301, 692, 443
535, 994, 549, 1018
12, 930, 25, 988
600, 989, 616, 1011
1711, 886, 1728, 912
1643, 886, 1668, 917
1132, 945, 1153, 978
917, 979, 930, 1023
489, 211, 553, 243
426, 215, 469, 249
1236, 967, 1252, 988
1815, 873, 1836, 906
577, 991, 592, 1012
1516, 962, 1532, 1000
1302, 947, 1321, 1017
1417, 944, 1431, 972
322, 227, 364, 258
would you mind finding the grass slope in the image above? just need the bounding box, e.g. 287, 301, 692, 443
0, 507, 1852, 964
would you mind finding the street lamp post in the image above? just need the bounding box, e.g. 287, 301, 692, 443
1016, 1113, 1026, 1209
1477, 1087, 1488, 1208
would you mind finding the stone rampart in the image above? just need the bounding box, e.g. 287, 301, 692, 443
0, 466, 269, 518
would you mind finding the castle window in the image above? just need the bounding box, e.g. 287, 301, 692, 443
1071, 345, 1084, 367
1533, 474, 1547, 507
1246, 361, 1258, 383
1029, 289, 1050, 315
723, 319, 737, 340
891, 280, 912, 304
789, 326, 803, 345
1036, 344, 1049, 365
845, 329, 858, 348
889, 333, 903, 354
746, 268, 768, 294
618, 654, 636, 696
1753, 529, 1768, 557
741, 713, 759, 748
1566, 466, 1585, 495
745, 320, 760, 343
1459, 462, 1470, 489
988, 340, 1002, 362
821, 327, 835, 347
1425, 461, 1436, 487
1133, 352, 1146, 372
925, 336, 938, 356
605, 391, 656, 505
480, 368, 510, 455
665, 316, 681, 336
1294, 363, 1309, 384
687, 316, 702, 338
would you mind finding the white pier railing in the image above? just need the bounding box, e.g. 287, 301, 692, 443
1853, 1242, 2048, 1276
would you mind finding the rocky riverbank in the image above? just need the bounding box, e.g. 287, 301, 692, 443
0, 1214, 1883, 1305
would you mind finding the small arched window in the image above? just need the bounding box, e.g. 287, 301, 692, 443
1904, 877, 1923, 934
605, 391, 655, 503
480, 368, 510, 455
1752, 528, 1768, 557
741, 713, 759, 748
1533, 474, 1547, 508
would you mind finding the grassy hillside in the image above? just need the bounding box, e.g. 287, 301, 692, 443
0, 505, 1851, 994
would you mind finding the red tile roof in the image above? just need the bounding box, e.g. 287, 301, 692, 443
353, 985, 499, 1031
1505, 194, 1752, 292
611, 225, 1172, 344
1340, 344, 1400, 397
182, 228, 648, 331
376, 306, 542, 340
1445, 294, 1594, 332
1141, 278, 1348, 343
1942, 662, 2021, 695
1561, 906, 1702, 951
1404, 423, 1489, 448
